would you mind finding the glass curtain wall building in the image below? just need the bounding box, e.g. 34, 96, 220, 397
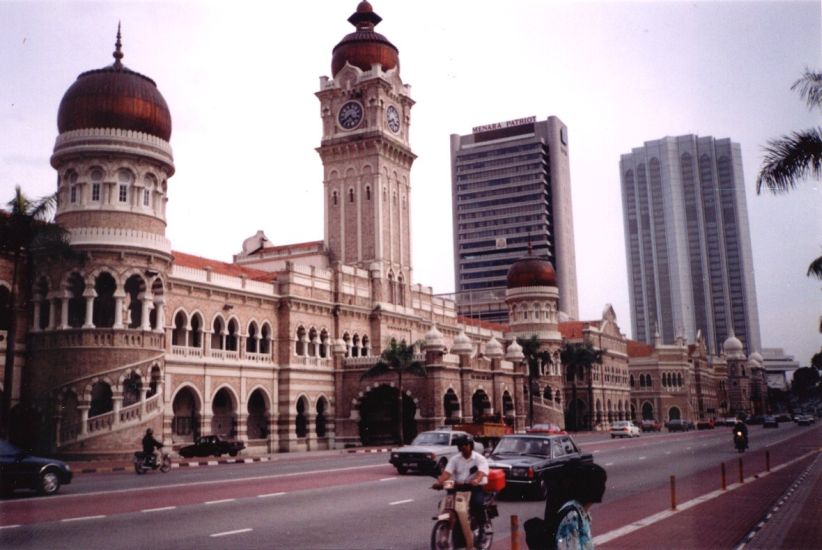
450, 116, 578, 323
620, 135, 761, 355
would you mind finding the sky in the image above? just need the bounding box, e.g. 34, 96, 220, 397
1, 0, 820, 365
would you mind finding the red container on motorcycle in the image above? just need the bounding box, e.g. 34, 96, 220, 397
484, 469, 506, 493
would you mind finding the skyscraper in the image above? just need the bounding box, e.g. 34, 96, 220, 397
620, 135, 761, 355
450, 115, 579, 323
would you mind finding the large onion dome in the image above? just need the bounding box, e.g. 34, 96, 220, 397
507, 248, 557, 289
331, 1, 399, 76
57, 26, 172, 141
723, 331, 745, 358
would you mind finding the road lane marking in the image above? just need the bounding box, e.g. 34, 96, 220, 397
62, 515, 106, 522
604, 462, 614, 466
0, 525, 21, 530
141, 506, 176, 513
205, 498, 235, 505
210, 528, 253, 538
390, 499, 414, 506
593, 449, 601, 453
257, 492, 286, 498
379, 477, 396, 481
638, 456, 646, 460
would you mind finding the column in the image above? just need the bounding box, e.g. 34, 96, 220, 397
153, 296, 166, 333
58, 290, 70, 330
113, 290, 126, 329
79, 404, 90, 435
140, 295, 153, 331
140, 388, 149, 416
82, 288, 97, 328
31, 296, 42, 332
47, 293, 58, 330
112, 391, 123, 424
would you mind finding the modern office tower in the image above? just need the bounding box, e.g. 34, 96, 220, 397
450, 115, 579, 323
620, 135, 762, 355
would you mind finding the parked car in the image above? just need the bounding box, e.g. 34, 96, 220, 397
487, 434, 592, 499
665, 419, 694, 432
775, 413, 792, 422
796, 415, 814, 426
610, 420, 641, 438
638, 419, 662, 432
696, 418, 716, 430
717, 417, 739, 427
178, 435, 245, 458
525, 423, 567, 435
389, 430, 484, 475
762, 416, 779, 428
746, 415, 765, 425
0, 439, 73, 496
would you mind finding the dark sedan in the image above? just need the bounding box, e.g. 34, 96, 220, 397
666, 419, 694, 432
487, 434, 592, 500
178, 435, 245, 458
0, 439, 73, 496
762, 416, 779, 428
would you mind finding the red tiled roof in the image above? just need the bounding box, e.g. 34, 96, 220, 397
559, 320, 601, 339
249, 240, 324, 256
457, 316, 508, 333
627, 340, 655, 357
172, 250, 277, 282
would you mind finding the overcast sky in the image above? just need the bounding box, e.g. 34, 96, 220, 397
2, 0, 820, 365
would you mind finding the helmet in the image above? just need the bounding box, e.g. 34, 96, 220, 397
146, 428, 153, 436
453, 435, 475, 449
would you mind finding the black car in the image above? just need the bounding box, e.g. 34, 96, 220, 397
665, 419, 694, 432
762, 416, 779, 428
178, 435, 245, 458
487, 434, 592, 500
0, 439, 73, 496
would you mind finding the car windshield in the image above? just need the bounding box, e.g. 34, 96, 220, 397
493, 437, 550, 456
411, 433, 450, 446
0, 440, 21, 455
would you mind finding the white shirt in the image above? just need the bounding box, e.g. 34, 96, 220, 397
445, 450, 489, 485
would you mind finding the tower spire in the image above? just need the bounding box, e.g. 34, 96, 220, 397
113, 22, 124, 69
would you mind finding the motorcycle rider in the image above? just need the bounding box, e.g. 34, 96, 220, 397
142, 428, 163, 466
732, 417, 749, 450
433, 435, 489, 535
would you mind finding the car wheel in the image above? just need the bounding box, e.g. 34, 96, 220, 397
38, 470, 61, 495
396, 465, 408, 475
229, 451, 238, 457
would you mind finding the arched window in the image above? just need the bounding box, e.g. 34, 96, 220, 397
92, 272, 116, 328
190, 313, 203, 348
89, 381, 113, 417
260, 323, 272, 354
296, 397, 308, 438
319, 329, 329, 358
351, 334, 360, 357
66, 273, 86, 328
308, 327, 318, 357
226, 319, 239, 351
295, 326, 306, 356
316, 397, 328, 437
365, 186, 371, 200
124, 274, 147, 329
343, 332, 351, 357
349, 188, 355, 203
361, 335, 369, 357
122, 372, 141, 407
246, 322, 259, 353
172, 311, 187, 346
211, 317, 225, 350
332, 191, 338, 206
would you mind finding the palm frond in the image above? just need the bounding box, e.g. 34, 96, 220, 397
808, 254, 822, 279
791, 69, 822, 110
405, 362, 427, 377
756, 127, 822, 194
360, 360, 392, 380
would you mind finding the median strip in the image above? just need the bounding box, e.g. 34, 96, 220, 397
210, 528, 253, 538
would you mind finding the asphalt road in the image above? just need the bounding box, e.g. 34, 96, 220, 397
0, 423, 816, 549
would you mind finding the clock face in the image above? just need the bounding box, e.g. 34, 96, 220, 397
338, 101, 363, 130
386, 105, 400, 133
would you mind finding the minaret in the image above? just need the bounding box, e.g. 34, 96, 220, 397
316, 1, 416, 304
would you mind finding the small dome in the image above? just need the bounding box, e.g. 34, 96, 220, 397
507, 252, 557, 288
749, 351, 764, 366
451, 328, 473, 356
424, 324, 444, 350
505, 340, 524, 362
331, 1, 399, 76
723, 332, 745, 358
57, 28, 172, 141
485, 337, 503, 359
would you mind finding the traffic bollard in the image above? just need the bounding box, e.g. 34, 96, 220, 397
721, 462, 726, 490
739, 457, 744, 483
670, 475, 677, 510
766, 450, 770, 472
511, 514, 520, 550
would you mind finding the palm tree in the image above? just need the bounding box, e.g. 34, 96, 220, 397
0, 186, 75, 437
756, 69, 822, 279
560, 342, 603, 431
360, 338, 426, 444
517, 335, 552, 427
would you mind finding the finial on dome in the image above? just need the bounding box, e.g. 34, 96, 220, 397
348, 1, 382, 29
113, 22, 124, 68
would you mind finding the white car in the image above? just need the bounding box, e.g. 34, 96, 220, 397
388, 430, 484, 474
610, 420, 641, 438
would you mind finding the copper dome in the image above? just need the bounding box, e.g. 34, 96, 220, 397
57, 29, 172, 141
331, 1, 398, 76
507, 254, 557, 288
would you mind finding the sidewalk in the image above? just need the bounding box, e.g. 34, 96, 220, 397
66, 445, 393, 474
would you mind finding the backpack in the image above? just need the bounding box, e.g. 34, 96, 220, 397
524, 503, 583, 550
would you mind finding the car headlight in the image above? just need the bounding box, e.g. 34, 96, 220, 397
391, 453, 399, 459
64, 464, 72, 472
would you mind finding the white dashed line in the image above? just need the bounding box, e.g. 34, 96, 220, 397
210, 528, 253, 538
0, 525, 21, 530
141, 506, 176, 513
638, 456, 646, 460
665, 451, 671, 455
390, 499, 414, 506
257, 492, 286, 498
62, 515, 106, 522
380, 477, 397, 482
204, 498, 235, 505
593, 449, 602, 454
604, 462, 614, 466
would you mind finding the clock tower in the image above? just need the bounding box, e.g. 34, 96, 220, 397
317, 1, 416, 303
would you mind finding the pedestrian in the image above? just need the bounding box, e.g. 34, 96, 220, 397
524, 460, 607, 550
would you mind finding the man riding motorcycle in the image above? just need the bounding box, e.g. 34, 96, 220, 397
141, 428, 163, 466
732, 418, 749, 450
432, 435, 489, 533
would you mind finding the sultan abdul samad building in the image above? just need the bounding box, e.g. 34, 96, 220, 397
1, 2, 766, 458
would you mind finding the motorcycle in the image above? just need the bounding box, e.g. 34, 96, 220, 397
133, 450, 172, 474
430, 479, 497, 550
733, 429, 747, 453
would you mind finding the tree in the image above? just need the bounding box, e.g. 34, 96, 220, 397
0, 187, 75, 438
517, 335, 552, 427
756, 69, 822, 279
560, 342, 603, 431
791, 366, 820, 398
360, 338, 426, 444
